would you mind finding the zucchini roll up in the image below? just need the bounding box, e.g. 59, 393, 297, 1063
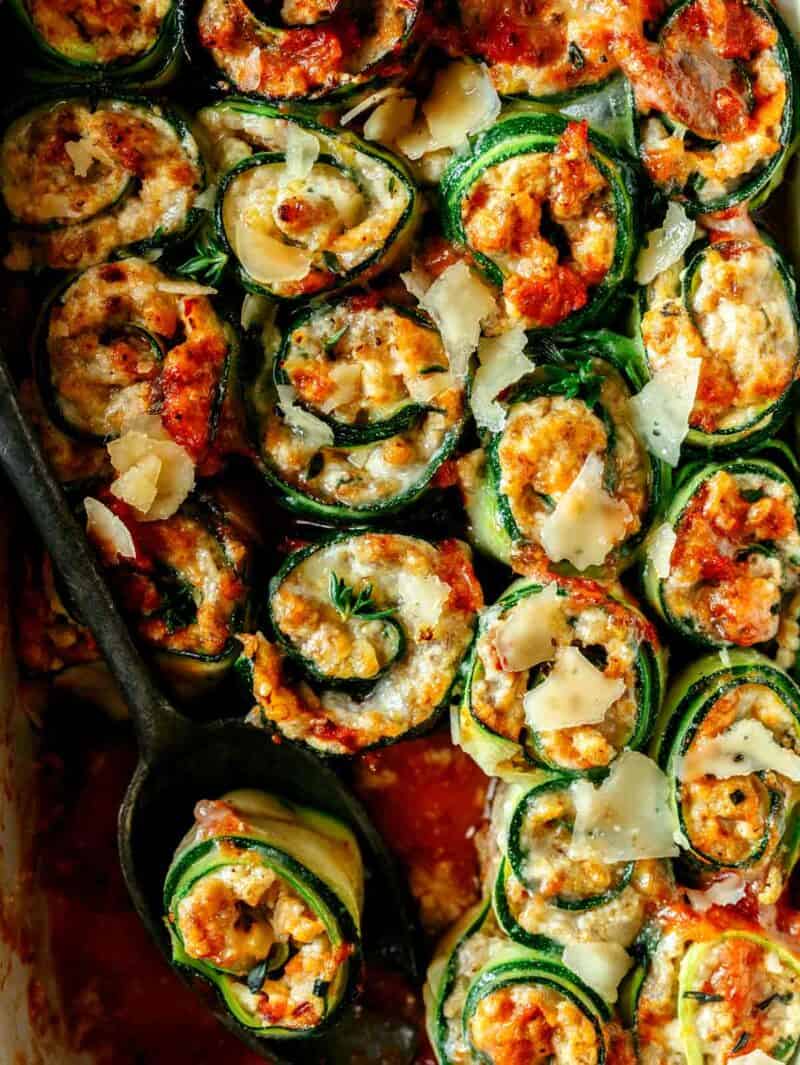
636, 232, 799, 453
460, 336, 665, 574
9, 0, 181, 87
643, 458, 800, 650
197, 100, 419, 301
86, 495, 252, 699
425, 900, 612, 1065
34, 259, 236, 466
628, 915, 800, 1063
634, 0, 800, 213
1, 97, 205, 272
651, 650, 800, 900
164, 789, 363, 1036
195, 0, 421, 103
458, 574, 665, 779
237, 531, 481, 755
440, 114, 638, 333
484, 778, 673, 954
250, 294, 464, 521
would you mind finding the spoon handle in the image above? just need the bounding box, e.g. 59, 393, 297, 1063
0, 356, 190, 762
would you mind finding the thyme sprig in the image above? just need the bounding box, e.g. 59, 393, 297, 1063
329, 572, 397, 622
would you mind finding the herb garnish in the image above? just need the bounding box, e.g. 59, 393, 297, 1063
329, 572, 397, 622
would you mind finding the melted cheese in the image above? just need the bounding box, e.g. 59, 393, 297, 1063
562, 942, 633, 1004
494, 584, 563, 671
647, 523, 677, 579
471, 326, 533, 432
678, 718, 800, 782
523, 645, 626, 731
398, 572, 450, 636
540, 452, 632, 570
636, 202, 696, 285
569, 751, 680, 862
418, 262, 496, 380
84, 497, 136, 559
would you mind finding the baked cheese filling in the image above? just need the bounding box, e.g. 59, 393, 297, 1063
1, 99, 203, 271
26, 0, 171, 64
461, 122, 617, 329
196, 0, 420, 100
641, 238, 799, 436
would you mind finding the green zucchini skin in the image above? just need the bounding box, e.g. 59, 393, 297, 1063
236, 530, 480, 756
0, 94, 206, 271
457, 573, 666, 780
439, 111, 639, 336
7, 0, 182, 88
651, 649, 800, 891
627, 916, 800, 1063
633, 231, 800, 455
460, 332, 667, 575
642, 457, 800, 651
424, 898, 611, 1065
636, 0, 800, 214
163, 788, 363, 1038
195, 98, 419, 301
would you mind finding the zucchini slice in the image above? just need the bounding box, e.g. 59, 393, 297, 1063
635, 231, 800, 454
248, 293, 465, 520
440, 112, 639, 334
8, 0, 182, 87
651, 649, 800, 897
85, 494, 253, 700
459, 335, 665, 575
457, 573, 666, 778
236, 531, 480, 755
629, 915, 800, 1063
642, 457, 800, 650
635, 0, 800, 213
425, 899, 611, 1065
33, 259, 236, 464
194, 0, 421, 104
485, 778, 673, 954
0, 96, 205, 272
163, 788, 363, 1037
195, 99, 419, 301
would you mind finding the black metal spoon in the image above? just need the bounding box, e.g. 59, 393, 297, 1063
0, 358, 419, 1062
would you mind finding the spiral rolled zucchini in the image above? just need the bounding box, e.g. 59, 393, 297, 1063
440, 113, 638, 333
628, 913, 800, 1063
457, 574, 665, 778
164, 789, 363, 1036
651, 650, 800, 900
236, 531, 481, 755
196, 99, 419, 301
634, 0, 800, 213
34, 259, 236, 469
460, 337, 665, 575
195, 0, 421, 103
250, 293, 465, 520
636, 232, 799, 453
425, 900, 613, 1065
1, 97, 205, 272
643, 458, 800, 650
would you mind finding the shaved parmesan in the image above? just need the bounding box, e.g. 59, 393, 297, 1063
399, 572, 450, 636
686, 874, 746, 912
406, 369, 454, 403
734, 1052, 783, 1065
341, 86, 405, 126
107, 419, 194, 521
647, 523, 677, 579
418, 262, 496, 380
281, 124, 319, 185
494, 584, 564, 671
629, 353, 700, 466
400, 261, 432, 302
110, 451, 161, 512
636, 202, 696, 285
423, 61, 500, 151
65, 137, 95, 178
562, 942, 632, 1004
156, 279, 217, 296
540, 452, 631, 570
194, 184, 217, 211
364, 95, 416, 146
276, 384, 334, 451
678, 718, 800, 783
235, 218, 313, 285
471, 327, 534, 432
84, 497, 136, 560
319, 363, 362, 413
523, 645, 625, 731
569, 751, 680, 862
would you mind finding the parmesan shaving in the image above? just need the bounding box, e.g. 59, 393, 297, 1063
110, 451, 162, 513
275, 384, 334, 450
65, 137, 95, 178
107, 419, 195, 521
647, 523, 677, 579
540, 452, 632, 570
629, 353, 700, 466
562, 942, 632, 1004
733, 1052, 784, 1065
685, 875, 746, 912
340, 86, 405, 126
678, 718, 800, 783
364, 95, 416, 147
471, 327, 534, 432
319, 363, 362, 413
494, 584, 564, 671
400, 261, 432, 302
194, 184, 217, 211
523, 646, 626, 731
156, 279, 218, 296
423, 61, 500, 152
418, 262, 496, 380
569, 751, 680, 862
84, 497, 136, 560
635, 202, 696, 285
399, 572, 450, 636
281, 124, 320, 185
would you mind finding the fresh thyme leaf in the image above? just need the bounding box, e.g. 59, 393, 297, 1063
329, 571, 397, 622
757, 992, 794, 1011
324, 324, 349, 349
731, 1033, 750, 1054
682, 991, 724, 1003
177, 231, 228, 285
544, 361, 604, 408
419, 364, 448, 375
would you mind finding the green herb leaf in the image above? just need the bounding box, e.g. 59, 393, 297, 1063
177, 231, 229, 285
682, 991, 724, 1003
324, 324, 350, 350
329, 571, 397, 622
568, 42, 585, 69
